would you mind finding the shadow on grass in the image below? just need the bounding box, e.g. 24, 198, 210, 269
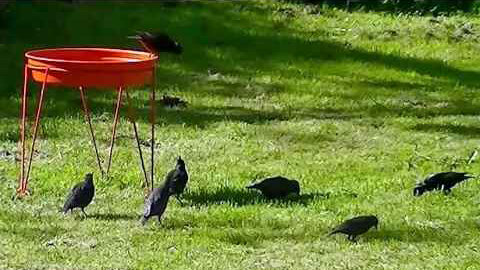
89, 213, 139, 221
365, 226, 465, 244
184, 186, 329, 207
0, 224, 69, 242
411, 123, 480, 138
3, 2, 480, 93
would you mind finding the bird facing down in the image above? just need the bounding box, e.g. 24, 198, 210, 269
160, 95, 188, 108
63, 173, 95, 216
128, 31, 182, 55
413, 172, 474, 196
167, 156, 189, 205
246, 176, 300, 199
141, 175, 174, 226
329, 215, 378, 242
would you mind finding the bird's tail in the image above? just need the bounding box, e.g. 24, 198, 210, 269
457, 173, 475, 184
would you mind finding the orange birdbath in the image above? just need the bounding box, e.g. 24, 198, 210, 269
18, 48, 158, 196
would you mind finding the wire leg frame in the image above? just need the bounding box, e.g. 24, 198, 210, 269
150, 67, 156, 190
125, 91, 149, 190
17, 66, 157, 196
17, 67, 49, 195
78, 87, 152, 191
79, 87, 105, 177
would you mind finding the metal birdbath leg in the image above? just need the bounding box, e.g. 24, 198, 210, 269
149, 66, 156, 191
17, 65, 30, 196
79, 87, 105, 177
17, 66, 49, 196
105, 87, 124, 176
125, 91, 149, 195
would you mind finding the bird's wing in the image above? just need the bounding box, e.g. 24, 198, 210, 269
165, 169, 176, 182
63, 182, 82, 210
423, 173, 445, 188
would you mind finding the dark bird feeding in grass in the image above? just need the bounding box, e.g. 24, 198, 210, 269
329, 215, 378, 242
167, 156, 189, 205
141, 175, 174, 226
63, 173, 95, 216
413, 172, 474, 196
128, 31, 182, 55
160, 95, 188, 108
246, 176, 300, 199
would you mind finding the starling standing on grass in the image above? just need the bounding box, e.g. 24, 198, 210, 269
329, 215, 378, 242
141, 175, 174, 226
246, 176, 300, 199
63, 173, 95, 216
413, 172, 474, 196
167, 157, 189, 205
128, 31, 182, 55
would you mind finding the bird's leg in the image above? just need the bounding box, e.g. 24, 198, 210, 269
348, 235, 357, 243
81, 208, 88, 218
443, 188, 452, 195
176, 195, 184, 206
140, 216, 148, 226
157, 216, 163, 225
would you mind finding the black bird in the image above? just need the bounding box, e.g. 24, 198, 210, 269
140, 176, 174, 226
414, 172, 474, 196
128, 31, 182, 55
160, 95, 188, 108
63, 173, 95, 216
167, 156, 189, 205
246, 176, 300, 199
329, 215, 378, 242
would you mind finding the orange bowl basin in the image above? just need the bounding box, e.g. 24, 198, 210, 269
25, 48, 158, 88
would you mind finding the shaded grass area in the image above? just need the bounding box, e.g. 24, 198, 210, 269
2, 1, 480, 269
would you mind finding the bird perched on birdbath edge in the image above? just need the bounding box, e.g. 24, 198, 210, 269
62, 173, 95, 217
128, 31, 183, 55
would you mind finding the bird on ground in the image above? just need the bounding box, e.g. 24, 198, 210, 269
329, 215, 378, 242
413, 172, 474, 196
128, 31, 182, 55
160, 95, 188, 108
63, 173, 95, 216
166, 156, 189, 205
140, 175, 174, 226
246, 176, 300, 199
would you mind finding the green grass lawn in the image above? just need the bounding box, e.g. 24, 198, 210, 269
2, 1, 480, 269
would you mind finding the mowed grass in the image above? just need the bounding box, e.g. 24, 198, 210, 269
2, 1, 480, 269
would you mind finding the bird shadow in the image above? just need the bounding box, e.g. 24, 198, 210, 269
88, 213, 139, 221
183, 186, 329, 207
364, 226, 464, 244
